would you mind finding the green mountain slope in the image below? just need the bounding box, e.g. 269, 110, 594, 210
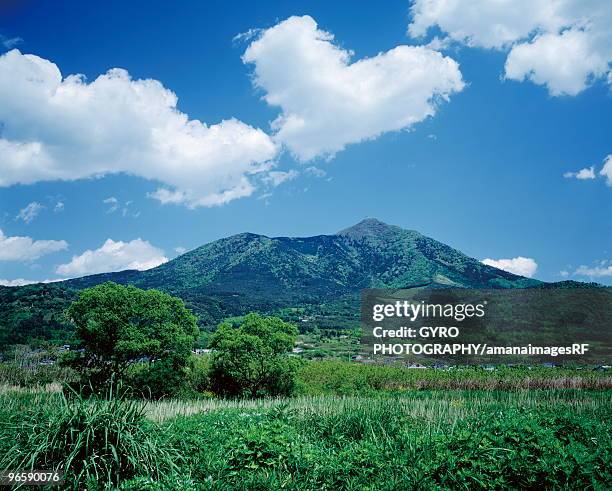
0, 218, 553, 346
69, 218, 539, 291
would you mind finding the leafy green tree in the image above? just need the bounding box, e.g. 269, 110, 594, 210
64, 282, 199, 393
209, 313, 299, 398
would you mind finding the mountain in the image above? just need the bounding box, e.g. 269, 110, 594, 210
0, 218, 546, 346
68, 218, 539, 291
62, 218, 539, 313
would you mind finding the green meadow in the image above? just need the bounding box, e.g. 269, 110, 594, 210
1, 284, 609, 489
0, 364, 610, 490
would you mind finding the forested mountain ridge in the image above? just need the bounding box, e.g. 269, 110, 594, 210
0, 218, 589, 346
66, 218, 540, 292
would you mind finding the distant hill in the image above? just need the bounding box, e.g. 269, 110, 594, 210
67, 218, 539, 291
0, 218, 586, 346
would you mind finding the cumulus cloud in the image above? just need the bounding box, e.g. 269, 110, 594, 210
55, 238, 168, 276
505, 28, 609, 96
564, 166, 596, 180
482, 256, 538, 278
16, 201, 44, 223
54, 201, 65, 212
0, 49, 278, 208
243, 15, 464, 161
408, 0, 612, 96
0, 229, 68, 261
600, 155, 612, 185
174, 246, 187, 255
564, 155, 612, 184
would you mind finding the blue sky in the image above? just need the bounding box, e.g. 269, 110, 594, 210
0, 0, 610, 284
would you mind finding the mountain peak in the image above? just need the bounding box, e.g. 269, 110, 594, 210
338, 218, 400, 239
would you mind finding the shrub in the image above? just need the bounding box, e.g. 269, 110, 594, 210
209, 313, 300, 398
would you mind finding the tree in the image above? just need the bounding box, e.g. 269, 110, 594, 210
64, 282, 199, 394
209, 313, 299, 398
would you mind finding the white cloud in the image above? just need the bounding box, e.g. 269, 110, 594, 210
600, 154, 612, 185
482, 256, 538, 277
243, 15, 464, 161
0, 229, 68, 261
564, 166, 596, 180
257, 192, 273, 201
408, 0, 612, 96
424, 36, 453, 51
55, 238, 168, 276
409, 0, 564, 49
0, 50, 278, 208
263, 170, 299, 186
54, 201, 65, 212
147, 177, 257, 207
505, 29, 609, 96
174, 246, 187, 255
0, 278, 39, 287
304, 166, 327, 178
103, 197, 140, 217
0, 277, 66, 287
103, 197, 119, 213
564, 155, 612, 184
574, 263, 612, 278
232, 28, 262, 44
16, 201, 44, 223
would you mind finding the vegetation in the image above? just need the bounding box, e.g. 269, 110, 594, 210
0, 220, 609, 488
0, 388, 609, 489
1, 385, 179, 488
297, 360, 612, 394
63, 283, 199, 395
1, 219, 547, 348
209, 313, 300, 397
0, 283, 76, 348
2, 358, 610, 394
0, 348, 610, 489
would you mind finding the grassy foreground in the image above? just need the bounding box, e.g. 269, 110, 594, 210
1, 388, 610, 490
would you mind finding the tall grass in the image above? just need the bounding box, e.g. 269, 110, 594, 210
0, 388, 609, 489
1, 385, 180, 489
144, 389, 611, 423
155, 390, 611, 490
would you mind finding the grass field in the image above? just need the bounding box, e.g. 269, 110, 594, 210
0, 383, 610, 490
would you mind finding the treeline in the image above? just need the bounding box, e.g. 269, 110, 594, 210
0, 282, 302, 399
0, 283, 359, 350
